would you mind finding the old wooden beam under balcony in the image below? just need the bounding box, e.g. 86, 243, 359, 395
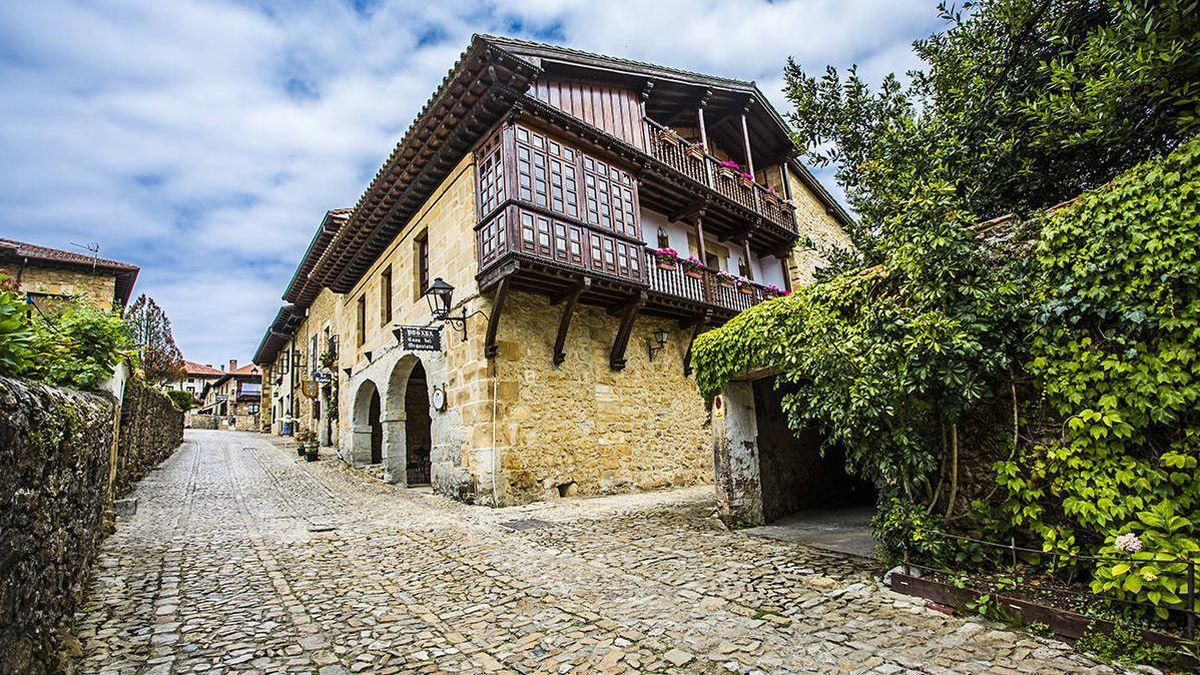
683, 314, 711, 376
552, 278, 589, 366
609, 292, 647, 370
484, 276, 511, 360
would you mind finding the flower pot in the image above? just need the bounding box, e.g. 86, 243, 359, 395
296, 445, 305, 457
684, 145, 704, 160
738, 175, 755, 189
738, 285, 755, 296
683, 269, 703, 280
718, 279, 735, 289
657, 130, 680, 147
656, 259, 677, 271
305, 445, 319, 462
717, 167, 737, 181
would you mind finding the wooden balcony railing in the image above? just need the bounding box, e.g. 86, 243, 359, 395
644, 249, 783, 314
476, 203, 784, 315
643, 118, 797, 233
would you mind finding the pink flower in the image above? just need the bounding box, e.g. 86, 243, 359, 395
1114, 533, 1143, 553
718, 160, 740, 170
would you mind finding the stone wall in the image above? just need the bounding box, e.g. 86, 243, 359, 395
15, 264, 119, 311
115, 377, 185, 497
0, 377, 116, 673
0, 375, 183, 672
493, 293, 714, 504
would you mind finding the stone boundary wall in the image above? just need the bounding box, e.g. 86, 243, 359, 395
115, 376, 185, 497
0, 375, 183, 672
0, 377, 116, 673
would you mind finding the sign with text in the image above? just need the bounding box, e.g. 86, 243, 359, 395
313, 372, 332, 384
395, 326, 442, 352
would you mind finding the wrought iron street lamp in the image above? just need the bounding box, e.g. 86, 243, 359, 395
646, 328, 669, 361
421, 277, 490, 343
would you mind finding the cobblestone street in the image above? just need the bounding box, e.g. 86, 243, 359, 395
73, 430, 1110, 674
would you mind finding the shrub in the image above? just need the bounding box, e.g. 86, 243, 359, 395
27, 298, 132, 390
0, 273, 33, 377
165, 389, 195, 412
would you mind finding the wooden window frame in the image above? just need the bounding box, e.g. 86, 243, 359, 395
415, 232, 429, 300
380, 266, 393, 326
356, 295, 366, 347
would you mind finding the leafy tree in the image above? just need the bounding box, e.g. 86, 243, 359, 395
786, 0, 1200, 258
125, 294, 185, 385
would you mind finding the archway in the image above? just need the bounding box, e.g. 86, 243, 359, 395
382, 355, 433, 485
404, 362, 432, 485
350, 379, 382, 466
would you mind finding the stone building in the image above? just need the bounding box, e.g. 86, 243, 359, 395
196, 360, 262, 430
0, 237, 139, 311
254, 35, 851, 506
174, 360, 225, 402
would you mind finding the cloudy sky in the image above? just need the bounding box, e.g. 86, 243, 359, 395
0, 0, 941, 366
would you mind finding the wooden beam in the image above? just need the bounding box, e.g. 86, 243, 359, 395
683, 315, 710, 376
484, 276, 510, 360
740, 103, 756, 176
552, 279, 589, 366
609, 292, 646, 370
669, 198, 706, 223
742, 238, 755, 281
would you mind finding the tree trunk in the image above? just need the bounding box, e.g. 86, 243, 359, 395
944, 422, 959, 519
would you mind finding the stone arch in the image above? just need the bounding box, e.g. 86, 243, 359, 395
381, 355, 431, 485
350, 378, 382, 466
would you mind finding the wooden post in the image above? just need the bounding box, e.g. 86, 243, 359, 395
695, 216, 710, 304
639, 80, 655, 152
742, 238, 755, 281
740, 104, 756, 176
780, 258, 792, 292
697, 89, 712, 186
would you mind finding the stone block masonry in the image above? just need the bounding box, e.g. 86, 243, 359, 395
0, 375, 183, 673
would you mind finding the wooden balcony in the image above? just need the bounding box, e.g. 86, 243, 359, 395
643, 118, 797, 234
476, 202, 784, 321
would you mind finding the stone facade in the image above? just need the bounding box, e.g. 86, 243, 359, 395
15, 264, 120, 311
785, 165, 855, 287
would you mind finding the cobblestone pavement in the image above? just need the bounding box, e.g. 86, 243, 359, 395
73, 430, 1111, 674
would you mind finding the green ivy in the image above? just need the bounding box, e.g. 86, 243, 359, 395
0, 274, 34, 377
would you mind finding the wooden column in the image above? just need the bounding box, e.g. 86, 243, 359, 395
781, 162, 793, 200
639, 80, 655, 151
697, 89, 712, 186
780, 258, 793, 292
695, 215, 710, 304
484, 276, 510, 360
742, 238, 755, 281
740, 104, 756, 176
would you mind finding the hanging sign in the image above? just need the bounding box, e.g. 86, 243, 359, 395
301, 381, 320, 399
313, 372, 332, 384
396, 326, 441, 351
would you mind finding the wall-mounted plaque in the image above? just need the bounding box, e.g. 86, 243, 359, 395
395, 326, 441, 352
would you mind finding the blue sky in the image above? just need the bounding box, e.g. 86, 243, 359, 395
0, 0, 941, 366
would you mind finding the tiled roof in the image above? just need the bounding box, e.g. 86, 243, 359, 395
183, 360, 224, 377
0, 237, 140, 306
230, 363, 260, 376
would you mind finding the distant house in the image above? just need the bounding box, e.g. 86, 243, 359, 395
0, 237, 139, 311
197, 360, 262, 428
174, 361, 225, 401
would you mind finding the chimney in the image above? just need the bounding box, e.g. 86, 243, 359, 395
229, 359, 238, 372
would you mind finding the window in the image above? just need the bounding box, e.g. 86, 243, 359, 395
356, 295, 366, 347
380, 266, 393, 325
416, 232, 429, 298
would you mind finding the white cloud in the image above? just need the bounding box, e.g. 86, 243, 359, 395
0, 0, 938, 364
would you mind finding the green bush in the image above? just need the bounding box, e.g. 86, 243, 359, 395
0, 274, 33, 377
27, 298, 132, 391
165, 389, 195, 412
872, 497, 950, 567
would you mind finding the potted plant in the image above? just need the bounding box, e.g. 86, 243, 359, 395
680, 255, 704, 279
684, 141, 704, 160
318, 349, 337, 370
716, 160, 740, 181
656, 127, 682, 147
715, 270, 736, 288
305, 442, 319, 462
765, 283, 790, 297
763, 186, 783, 206
652, 247, 679, 270
738, 171, 756, 189
737, 277, 755, 295
295, 429, 313, 457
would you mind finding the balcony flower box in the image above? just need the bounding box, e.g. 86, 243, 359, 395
652, 247, 679, 270
738, 172, 756, 189
684, 142, 705, 160
681, 256, 704, 279
716, 160, 740, 181
765, 283, 790, 297
657, 128, 682, 147
715, 271, 736, 288
737, 279, 755, 295
763, 186, 783, 206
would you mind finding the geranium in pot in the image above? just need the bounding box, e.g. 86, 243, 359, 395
716, 160, 740, 181
715, 270, 736, 288
763, 186, 782, 206
680, 255, 704, 279
737, 277, 755, 295
765, 283, 790, 297
684, 141, 704, 160
737, 171, 755, 189
652, 247, 679, 270
656, 127, 682, 147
